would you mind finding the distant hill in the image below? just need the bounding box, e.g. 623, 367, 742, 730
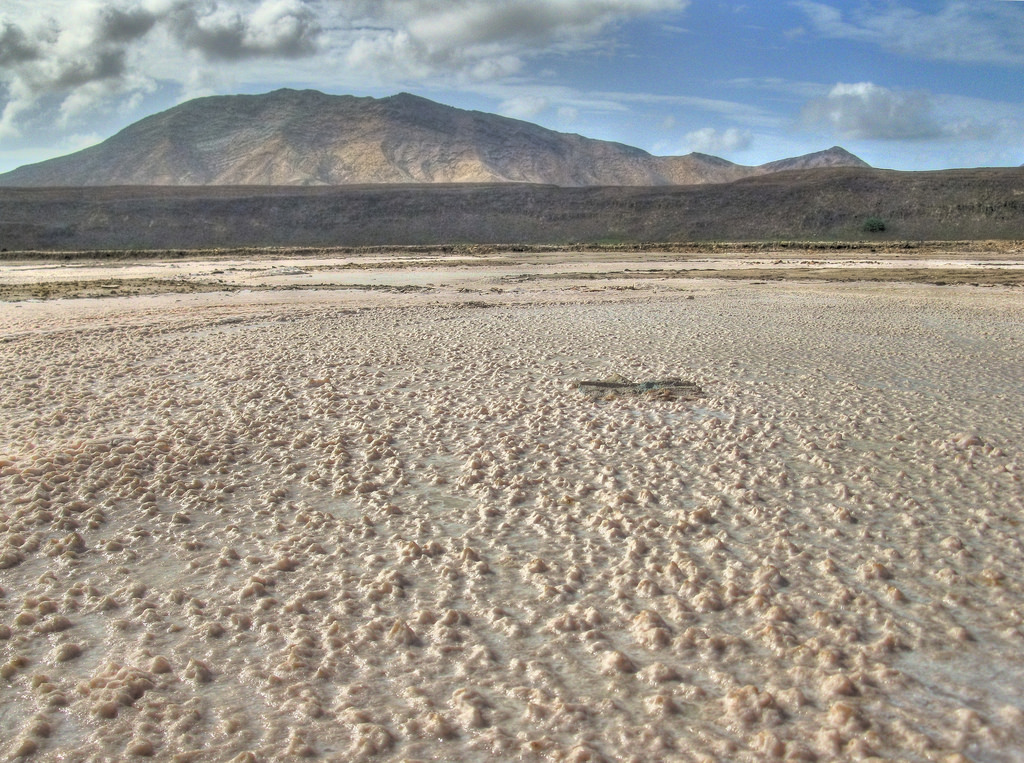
0, 89, 868, 187
759, 147, 867, 173
2, 167, 1022, 250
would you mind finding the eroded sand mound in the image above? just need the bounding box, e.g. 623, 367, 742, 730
1, 284, 1023, 761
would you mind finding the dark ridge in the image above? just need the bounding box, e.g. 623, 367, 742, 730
1, 166, 1022, 250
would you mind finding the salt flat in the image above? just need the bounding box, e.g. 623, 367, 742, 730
1, 261, 1023, 762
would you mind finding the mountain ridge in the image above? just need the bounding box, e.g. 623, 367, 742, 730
3, 165, 1023, 250
0, 89, 869, 187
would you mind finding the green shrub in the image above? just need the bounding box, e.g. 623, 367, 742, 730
862, 217, 887, 233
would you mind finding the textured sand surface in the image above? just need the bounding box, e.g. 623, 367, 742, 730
3, 246, 1024, 301
1, 272, 1023, 762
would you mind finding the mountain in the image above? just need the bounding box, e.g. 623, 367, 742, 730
0, 89, 868, 187
759, 146, 867, 173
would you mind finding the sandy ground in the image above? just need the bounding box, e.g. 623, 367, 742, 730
2, 246, 1024, 301
2, 254, 1024, 762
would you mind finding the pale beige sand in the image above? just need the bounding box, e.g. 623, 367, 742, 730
1, 271, 1023, 762
3, 247, 1024, 301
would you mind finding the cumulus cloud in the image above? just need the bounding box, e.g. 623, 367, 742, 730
0, 0, 686, 138
99, 6, 160, 44
684, 126, 752, 153
342, 0, 686, 81
406, 0, 674, 48
167, 0, 320, 61
0, 22, 42, 66
793, 1, 1024, 66
0, 0, 327, 136
801, 82, 941, 140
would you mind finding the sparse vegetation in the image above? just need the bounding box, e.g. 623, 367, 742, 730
2, 168, 1023, 250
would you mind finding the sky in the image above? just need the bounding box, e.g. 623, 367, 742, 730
1, 0, 1023, 174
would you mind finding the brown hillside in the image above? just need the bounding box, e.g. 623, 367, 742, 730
0, 90, 867, 188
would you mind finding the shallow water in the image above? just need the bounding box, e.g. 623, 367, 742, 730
1, 282, 1022, 761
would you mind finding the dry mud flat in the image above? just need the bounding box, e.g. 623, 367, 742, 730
1, 279, 1023, 762
2, 243, 1024, 301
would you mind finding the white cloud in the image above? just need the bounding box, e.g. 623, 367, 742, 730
0, 0, 325, 137
793, 0, 1024, 66
0, 0, 689, 138
930, 92, 1024, 143
737, 75, 1023, 149
500, 95, 550, 120
683, 126, 752, 153
167, 0, 320, 61
340, 0, 687, 82
801, 82, 940, 140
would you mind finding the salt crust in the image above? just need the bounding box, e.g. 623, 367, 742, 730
1, 281, 1023, 761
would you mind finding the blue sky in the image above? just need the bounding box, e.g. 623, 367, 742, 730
1, 0, 1022, 174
